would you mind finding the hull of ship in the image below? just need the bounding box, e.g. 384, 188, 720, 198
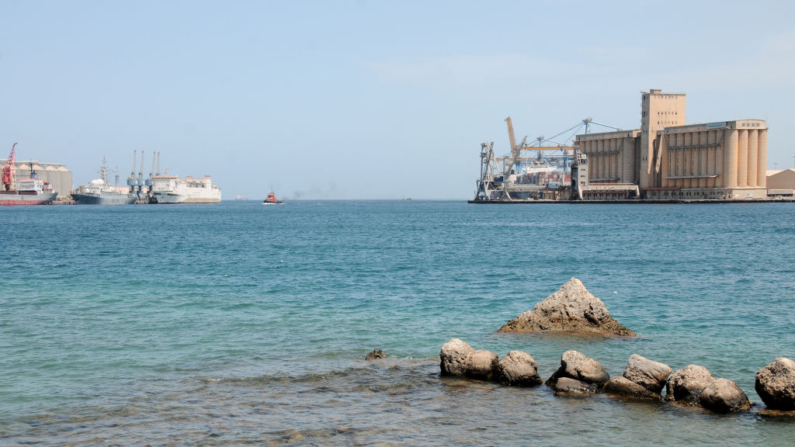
0, 192, 58, 206
72, 192, 137, 205
153, 193, 221, 204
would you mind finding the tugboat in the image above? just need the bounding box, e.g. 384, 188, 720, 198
262, 191, 284, 205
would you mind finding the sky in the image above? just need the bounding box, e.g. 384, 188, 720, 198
1, 0, 794, 199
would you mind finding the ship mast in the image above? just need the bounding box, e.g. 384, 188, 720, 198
100, 157, 109, 184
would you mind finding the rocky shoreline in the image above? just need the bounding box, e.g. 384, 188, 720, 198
434, 278, 794, 415
439, 338, 793, 414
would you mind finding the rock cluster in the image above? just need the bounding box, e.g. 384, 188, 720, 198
755, 357, 795, 411
437, 339, 771, 414
546, 350, 609, 394
439, 338, 540, 386
497, 278, 635, 337
605, 354, 671, 400
665, 364, 750, 413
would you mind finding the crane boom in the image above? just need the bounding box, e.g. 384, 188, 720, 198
2, 143, 17, 191
505, 116, 517, 153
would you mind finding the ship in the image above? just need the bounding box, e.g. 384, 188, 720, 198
1, 143, 58, 206
262, 191, 283, 205
151, 174, 221, 204
72, 158, 136, 205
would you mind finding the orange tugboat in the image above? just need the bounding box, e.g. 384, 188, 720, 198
262, 191, 284, 205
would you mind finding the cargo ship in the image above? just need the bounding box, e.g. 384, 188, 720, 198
1, 143, 59, 205
151, 175, 221, 204
72, 158, 136, 205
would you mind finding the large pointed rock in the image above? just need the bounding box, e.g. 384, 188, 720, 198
497, 278, 635, 336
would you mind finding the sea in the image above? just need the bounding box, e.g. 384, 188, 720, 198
1, 200, 794, 446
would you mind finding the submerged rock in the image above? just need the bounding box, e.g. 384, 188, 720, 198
365, 349, 387, 361
755, 357, 795, 411
551, 377, 598, 395
496, 278, 635, 337
700, 378, 751, 413
496, 350, 542, 386
546, 350, 609, 394
665, 365, 716, 405
605, 376, 660, 399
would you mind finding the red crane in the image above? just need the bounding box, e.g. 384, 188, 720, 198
2, 143, 16, 191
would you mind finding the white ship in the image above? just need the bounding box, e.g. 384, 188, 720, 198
151, 175, 221, 204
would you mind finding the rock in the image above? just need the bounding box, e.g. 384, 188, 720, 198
546, 351, 608, 396
547, 350, 610, 387
466, 349, 499, 380
440, 338, 474, 376
496, 351, 542, 386
551, 377, 598, 395
665, 365, 716, 405
496, 278, 635, 336
365, 349, 387, 361
755, 357, 795, 411
623, 354, 672, 394
604, 376, 660, 399
700, 378, 751, 413
439, 339, 498, 380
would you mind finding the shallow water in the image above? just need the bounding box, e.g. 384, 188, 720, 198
1, 201, 794, 445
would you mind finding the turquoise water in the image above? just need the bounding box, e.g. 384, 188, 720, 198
1, 201, 794, 445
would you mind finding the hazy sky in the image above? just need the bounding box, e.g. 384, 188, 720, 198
1, 0, 794, 199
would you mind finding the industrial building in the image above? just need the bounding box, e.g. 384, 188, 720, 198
473, 88, 772, 202
766, 169, 795, 197
0, 159, 73, 197
573, 89, 768, 200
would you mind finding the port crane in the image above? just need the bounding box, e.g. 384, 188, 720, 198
2, 143, 16, 191
474, 117, 622, 201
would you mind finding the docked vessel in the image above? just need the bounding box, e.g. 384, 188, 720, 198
1, 143, 58, 206
72, 158, 136, 205
262, 191, 284, 205
151, 175, 221, 204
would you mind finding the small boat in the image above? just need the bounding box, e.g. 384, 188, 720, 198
262, 191, 284, 205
